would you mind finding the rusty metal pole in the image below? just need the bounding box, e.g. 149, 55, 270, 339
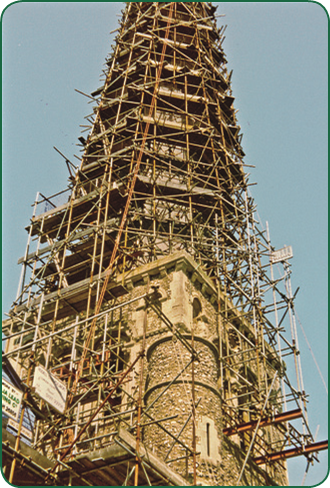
9, 352, 34, 484
191, 327, 197, 486
134, 286, 148, 486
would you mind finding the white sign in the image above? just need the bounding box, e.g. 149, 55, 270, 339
270, 245, 293, 264
2, 379, 23, 421
32, 365, 67, 414
8, 418, 33, 440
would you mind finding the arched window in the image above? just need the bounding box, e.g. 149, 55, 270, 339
197, 416, 220, 463
192, 297, 202, 319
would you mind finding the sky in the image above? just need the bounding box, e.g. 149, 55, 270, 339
1, 2, 328, 486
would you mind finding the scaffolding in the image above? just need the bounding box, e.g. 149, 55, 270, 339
2, 2, 327, 486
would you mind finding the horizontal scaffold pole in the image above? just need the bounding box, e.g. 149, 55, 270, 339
253, 440, 328, 465
223, 408, 303, 436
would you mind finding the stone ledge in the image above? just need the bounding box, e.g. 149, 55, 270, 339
146, 333, 219, 361
144, 378, 222, 402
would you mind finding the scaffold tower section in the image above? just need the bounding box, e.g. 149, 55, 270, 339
2, 3, 326, 486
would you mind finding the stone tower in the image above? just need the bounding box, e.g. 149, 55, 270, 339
3, 3, 324, 486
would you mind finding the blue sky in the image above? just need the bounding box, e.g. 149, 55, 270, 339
2, 2, 328, 486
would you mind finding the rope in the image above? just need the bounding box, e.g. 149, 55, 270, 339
296, 312, 328, 395
71, 3, 174, 395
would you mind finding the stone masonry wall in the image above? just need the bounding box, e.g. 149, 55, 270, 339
119, 253, 288, 486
